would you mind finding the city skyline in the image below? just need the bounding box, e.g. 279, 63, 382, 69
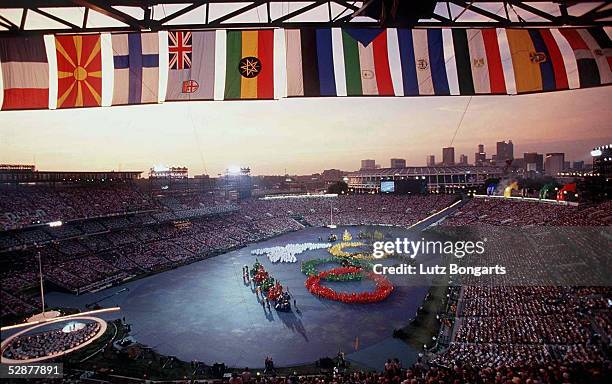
1, 85, 611, 176
0, 7, 610, 176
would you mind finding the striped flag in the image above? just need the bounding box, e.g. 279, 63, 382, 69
452, 29, 506, 95
397, 29, 449, 96
0, 36, 49, 110
558, 28, 612, 88
285, 28, 336, 97
506, 29, 568, 94
56, 34, 102, 108
224, 30, 274, 100
112, 33, 159, 105
166, 31, 216, 101
341, 29, 394, 96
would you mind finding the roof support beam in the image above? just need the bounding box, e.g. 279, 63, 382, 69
273, 0, 327, 24
158, 2, 204, 25
69, 0, 149, 29
208, 0, 267, 26
30, 7, 80, 30
506, 0, 558, 22
20, 9, 28, 30
449, 0, 510, 24
0, 1, 609, 36
0, 14, 18, 30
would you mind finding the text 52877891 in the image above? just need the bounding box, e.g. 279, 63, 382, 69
0, 363, 63, 379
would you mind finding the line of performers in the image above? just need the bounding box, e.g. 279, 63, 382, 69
243, 259, 292, 312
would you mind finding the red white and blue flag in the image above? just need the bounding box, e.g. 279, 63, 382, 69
112, 32, 159, 105
0, 36, 49, 110
169, 31, 192, 70
559, 28, 612, 88
166, 31, 216, 101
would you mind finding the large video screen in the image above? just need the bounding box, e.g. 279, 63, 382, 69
381, 181, 395, 193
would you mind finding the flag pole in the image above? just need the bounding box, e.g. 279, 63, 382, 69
37, 247, 46, 318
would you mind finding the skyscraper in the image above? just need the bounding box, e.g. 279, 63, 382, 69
360, 159, 376, 170
442, 147, 455, 166
475, 144, 486, 166
459, 154, 468, 165
545, 153, 565, 176
427, 155, 435, 167
390, 158, 406, 168
572, 161, 584, 171
496, 140, 514, 162
524, 152, 544, 172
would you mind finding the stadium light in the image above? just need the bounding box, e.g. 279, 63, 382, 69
153, 164, 170, 173
590, 149, 602, 157
48, 220, 63, 227
227, 165, 241, 175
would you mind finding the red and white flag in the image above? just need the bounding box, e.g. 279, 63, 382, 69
0, 36, 49, 110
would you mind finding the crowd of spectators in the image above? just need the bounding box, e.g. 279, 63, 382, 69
430, 199, 611, 382
424, 285, 611, 383
2, 322, 101, 360
2, 185, 611, 382
442, 198, 612, 226
197, 355, 608, 384
239, 195, 455, 227
0, 188, 459, 320
0, 185, 154, 230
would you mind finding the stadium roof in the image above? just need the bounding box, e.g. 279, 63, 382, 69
350, 165, 503, 176
0, 1, 609, 35
0, 169, 142, 183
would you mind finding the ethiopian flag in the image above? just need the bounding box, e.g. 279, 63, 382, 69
224, 30, 274, 100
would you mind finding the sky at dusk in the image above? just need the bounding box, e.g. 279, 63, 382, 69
0, 3, 611, 176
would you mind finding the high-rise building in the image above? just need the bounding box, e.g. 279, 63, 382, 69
564, 161, 571, 170
459, 154, 468, 165
524, 152, 544, 172
390, 158, 406, 168
496, 140, 514, 162
572, 161, 584, 170
360, 159, 376, 170
513, 158, 525, 169
475, 144, 486, 166
442, 147, 455, 166
427, 155, 435, 167
545, 153, 565, 176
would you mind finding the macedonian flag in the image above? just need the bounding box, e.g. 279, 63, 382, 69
55, 34, 102, 108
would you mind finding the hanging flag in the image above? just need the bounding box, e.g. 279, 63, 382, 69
112, 33, 159, 105
452, 29, 506, 95
506, 29, 568, 94
341, 29, 394, 96
285, 28, 336, 97
558, 28, 612, 88
224, 30, 274, 100
397, 29, 449, 96
55, 34, 102, 108
0, 36, 49, 110
166, 31, 216, 101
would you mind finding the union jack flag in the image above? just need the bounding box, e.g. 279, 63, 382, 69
168, 31, 192, 70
